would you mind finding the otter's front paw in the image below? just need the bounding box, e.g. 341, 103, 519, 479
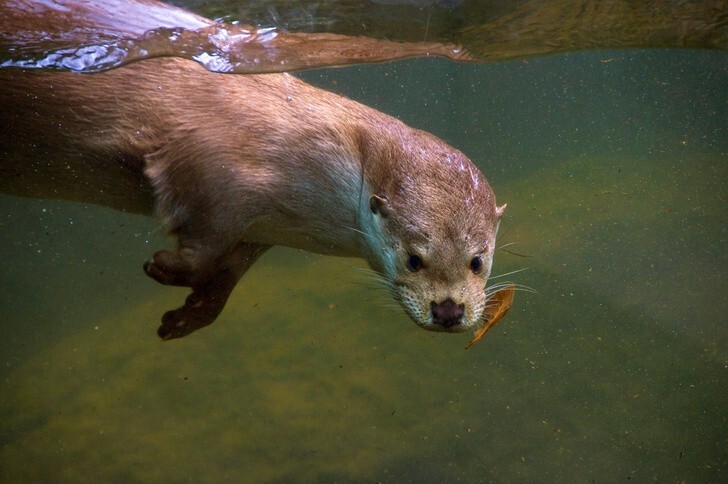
143, 250, 194, 287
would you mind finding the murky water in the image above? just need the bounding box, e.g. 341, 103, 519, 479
1, 49, 726, 481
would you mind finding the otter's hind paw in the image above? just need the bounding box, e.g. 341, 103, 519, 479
148, 242, 271, 340
156, 269, 238, 340
157, 291, 227, 340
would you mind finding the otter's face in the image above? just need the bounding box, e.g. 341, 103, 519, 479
367, 193, 505, 332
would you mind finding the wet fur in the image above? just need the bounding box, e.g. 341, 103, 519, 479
0, 58, 504, 339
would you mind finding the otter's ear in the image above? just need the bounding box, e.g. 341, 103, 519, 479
496, 203, 507, 219
370, 194, 391, 218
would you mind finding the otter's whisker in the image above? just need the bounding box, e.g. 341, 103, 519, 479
350, 270, 385, 282
350, 266, 385, 277
374, 301, 404, 312
347, 284, 399, 313
349, 271, 389, 287
349, 265, 398, 308
343, 225, 378, 245
510, 284, 537, 294
485, 282, 513, 292
496, 241, 517, 250
486, 282, 537, 296
496, 241, 532, 258
356, 281, 394, 294
490, 267, 529, 279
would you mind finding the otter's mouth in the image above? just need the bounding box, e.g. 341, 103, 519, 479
420, 321, 470, 333
393, 287, 474, 333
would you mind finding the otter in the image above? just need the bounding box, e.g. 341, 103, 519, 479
0, 58, 505, 340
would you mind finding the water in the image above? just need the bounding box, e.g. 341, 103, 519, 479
1, 49, 726, 480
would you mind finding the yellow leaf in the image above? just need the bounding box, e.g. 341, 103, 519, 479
465, 284, 515, 349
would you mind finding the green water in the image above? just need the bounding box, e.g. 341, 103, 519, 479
1, 49, 726, 481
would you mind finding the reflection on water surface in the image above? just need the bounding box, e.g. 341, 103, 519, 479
2, 0, 725, 73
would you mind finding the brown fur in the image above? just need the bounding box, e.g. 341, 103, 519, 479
0, 58, 504, 339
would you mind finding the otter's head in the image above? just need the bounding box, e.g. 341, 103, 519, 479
360, 129, 505, 332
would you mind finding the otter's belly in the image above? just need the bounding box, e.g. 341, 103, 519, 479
244, 215, 362, 258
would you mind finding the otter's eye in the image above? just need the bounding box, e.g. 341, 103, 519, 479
406, 254, 423, 272
470, 255, 483, 274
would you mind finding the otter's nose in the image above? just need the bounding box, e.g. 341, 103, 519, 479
430, 299, 465, 328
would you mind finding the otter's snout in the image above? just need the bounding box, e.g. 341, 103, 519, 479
430, 299, 465, 328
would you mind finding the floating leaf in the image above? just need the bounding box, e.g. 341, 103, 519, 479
465, 284, 515, 349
